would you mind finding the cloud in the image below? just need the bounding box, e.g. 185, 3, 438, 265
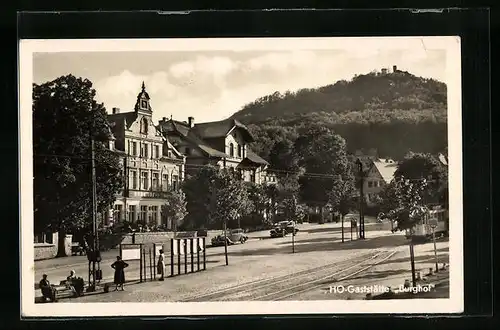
92, 49, 446, 123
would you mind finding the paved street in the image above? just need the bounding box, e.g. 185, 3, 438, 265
34, 219, 449, 302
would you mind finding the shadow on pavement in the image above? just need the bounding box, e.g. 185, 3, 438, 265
209, 234, 409, 257
379, 254, 450, 267
301, 222, 393, 235
346, 268, 411, 282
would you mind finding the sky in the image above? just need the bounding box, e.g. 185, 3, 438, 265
32, 40, 447, 123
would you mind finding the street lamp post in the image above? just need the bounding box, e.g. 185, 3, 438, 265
429, 218, 439, 273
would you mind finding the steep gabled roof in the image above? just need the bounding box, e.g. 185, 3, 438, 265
193, 118, 254, 142
184, 130, 229, 158
245, 149, 269, 165
107, 111, 138, 131
371, 158, 398, 184
169, 120, 191, 137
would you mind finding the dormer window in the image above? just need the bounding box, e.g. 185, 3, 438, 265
141, 117, 148, 134
229, 143, 234, 157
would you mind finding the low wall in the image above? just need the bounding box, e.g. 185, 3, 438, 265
120, 230, 221, 246
34, 233, 72, 261
34, 243, 57, 260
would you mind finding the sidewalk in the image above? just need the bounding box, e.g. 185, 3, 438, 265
65, 230, 408, 302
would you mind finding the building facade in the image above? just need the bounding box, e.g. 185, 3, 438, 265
106, 83, 185, 229
363, 158, 398, 206
157, 116, 277, 185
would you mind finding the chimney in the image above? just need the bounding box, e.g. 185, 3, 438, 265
188, 116, 194, 128
393, 65, 397, 72
112, 107, 120, 114
162, 117, 167, 122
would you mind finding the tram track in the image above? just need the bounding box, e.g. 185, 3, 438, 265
254, 249, 397, 301
180, 249, 395, 302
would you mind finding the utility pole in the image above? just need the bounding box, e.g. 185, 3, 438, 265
356, 159, 365, 239
87, 127, 100, 292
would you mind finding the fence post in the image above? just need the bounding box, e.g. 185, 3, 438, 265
170, 239, 174, 277
139, 245, 143, 283
197, 238, 200, 271
153, 244, 156, 280
143, 248, 147, 282
184, 239, 188, 274
149, 247, 153, 281
177, 239, 181, 275
190, 239, 194, 273
203, 237, 206, 271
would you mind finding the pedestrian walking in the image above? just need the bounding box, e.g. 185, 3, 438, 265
157, 249, 165, 281
111, 256, 129, 291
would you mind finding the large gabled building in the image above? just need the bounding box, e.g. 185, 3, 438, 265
158, 116, 277, 185
106, 83, 186, 229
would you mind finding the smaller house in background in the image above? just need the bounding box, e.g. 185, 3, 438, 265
363, 158, 398, 206
438, 153, 448, 166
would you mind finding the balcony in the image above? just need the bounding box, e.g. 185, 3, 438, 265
126, 187, 179, 199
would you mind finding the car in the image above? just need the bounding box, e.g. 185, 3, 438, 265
270, 221, 299, 238
211, 228, 248, 246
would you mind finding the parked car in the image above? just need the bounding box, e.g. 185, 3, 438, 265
270, 221, 299, 238
211, 228, 248, 246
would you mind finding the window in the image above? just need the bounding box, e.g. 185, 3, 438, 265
144, 144, 149, 159
250, 170, 256, 183
229, 143, 234, 157
368, 181, 373, 188
141, 172, 149, 190
149, 206, 158, 224
172, 175, 178, 191
141, 117, 148, 134
140, 205, 148, 224
155, 145, 160, 159
130, 170, 137, 189
131, 142, 137, 156
128, 205, 136, 222
162, 174, 168, 191
152, 172, 159, 190
114, 205, 123, 222
237, 144, 242, 157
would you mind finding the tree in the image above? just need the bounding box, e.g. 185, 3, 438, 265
162, 190, 188, 232
182, 166, 219, 229
294, 126, 351, 219
269, 139, 300, 173
382, 176, 429, 286
208, 168, 251, 265
394, 152, 448, 205
242, 182, 269, 228
33, 75, 123, 257
328, 173, 357, 242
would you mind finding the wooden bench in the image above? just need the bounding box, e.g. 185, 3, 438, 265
53, 279, 85, 299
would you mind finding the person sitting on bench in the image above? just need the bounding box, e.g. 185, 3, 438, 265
39, 274, 56, 302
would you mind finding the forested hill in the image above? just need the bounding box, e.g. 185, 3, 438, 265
230, 69, 448, 161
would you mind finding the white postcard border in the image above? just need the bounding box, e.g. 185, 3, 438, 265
19, 36, 463, 317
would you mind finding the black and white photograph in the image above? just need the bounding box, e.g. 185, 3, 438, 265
19, 37, 463, 316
